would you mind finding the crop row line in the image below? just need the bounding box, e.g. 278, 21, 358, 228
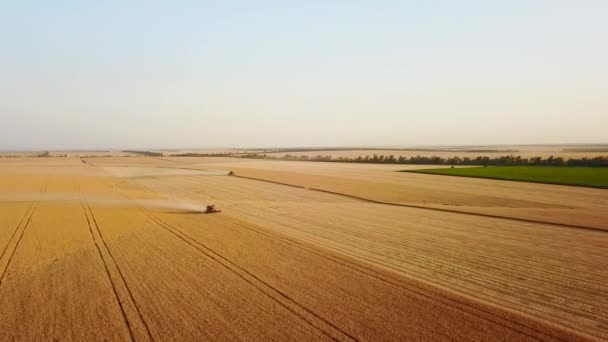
233, 207, 608, 338
166, 176, 607, 286
135, 203, 358, 342
0, 183, 47, 286
172, 175, 604, 248
251, 204, 608, 295
217, 214, 587, 342
148, 176, 608, 320
229, 174, 606, 232
126, 174, 602, 339
76, 181, 154, 342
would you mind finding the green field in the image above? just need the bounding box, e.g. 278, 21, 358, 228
404, 166, 608, 189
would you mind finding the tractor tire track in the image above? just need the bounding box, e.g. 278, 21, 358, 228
0, 184, 47, 287
230, 174, 606, 232
76, 182, 154, 342
0, 202, 35, 268
136, 205, 358, 342
124, 174, 601, 340
167, 176, 608, 290
141, 173, 608, 336
217, 214, 593, 342
231, 174, 307, 189
79, 201, 136, 342
236, 205, 608, 316
228, 208, 605, 340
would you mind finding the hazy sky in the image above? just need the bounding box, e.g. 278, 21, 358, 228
1, 1, 607, 150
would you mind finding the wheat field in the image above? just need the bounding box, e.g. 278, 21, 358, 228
0, 157, 605, 341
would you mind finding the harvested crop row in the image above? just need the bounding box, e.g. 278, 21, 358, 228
117, 187, 584, 341
191, 163, 608, 230
134, 174, 608, 339
192, 159, 608, 209
86, 203, 338, 340
0, 159, 605, 340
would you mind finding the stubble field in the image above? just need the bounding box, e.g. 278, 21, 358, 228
0, 156, 606, 341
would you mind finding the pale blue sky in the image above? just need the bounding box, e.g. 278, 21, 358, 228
1, 1, 607, 149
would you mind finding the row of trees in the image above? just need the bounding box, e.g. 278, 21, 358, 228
170, 152, 233, 157
34, 152, 67, 157
1, 153, 96, 158
241, 153, 608, 167
122, 150, 164, 157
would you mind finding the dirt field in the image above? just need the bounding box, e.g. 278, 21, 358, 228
0, 157, 606, 341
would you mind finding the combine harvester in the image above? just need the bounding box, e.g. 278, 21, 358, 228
199, 170, 235, 214
204, 205, 221, 214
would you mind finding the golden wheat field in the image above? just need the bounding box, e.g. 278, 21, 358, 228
0, 156, 606, 341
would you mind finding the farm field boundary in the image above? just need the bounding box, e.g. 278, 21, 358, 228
229, 174, 607, 232
404, 167, 608, 189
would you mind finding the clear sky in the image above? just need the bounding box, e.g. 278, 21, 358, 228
1, 1, 607, 150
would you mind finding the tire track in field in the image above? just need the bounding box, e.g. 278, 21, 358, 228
230, 174, 606, 232
135, 205, 358, 342
76, 182, 154, 342
175, 175, 603, 263
125, 175, 602, 339
208, 207, 608, 328
144, 174, 608, 327
0, 202, 35, 268
131, 176, 556, 340
151, 174, 605, 308
79, 202, 135, 342
271, 204, 608, 292
0, 183, 47, 286
150, 172, 559, 341
114, 183, 355, 341
154, 157, 198, 165
228, 208, 606, 340
230, 174, 307, 189
243, 205, 608, 313
217, 215, 589, 342
162, 175, 608, 291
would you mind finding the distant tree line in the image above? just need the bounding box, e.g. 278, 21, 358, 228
79, 155, 113, 158
241, 153, 608, 167
2, 153, 81, 158
122, 150, 164, 157
252, 147, 519, 154
170, 152, 233, 157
